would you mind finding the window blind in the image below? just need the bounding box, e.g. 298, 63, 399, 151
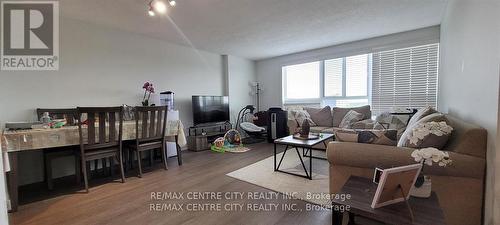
345, 54, 369, 97
324, 58, 343, 97
371, 43, 439, 115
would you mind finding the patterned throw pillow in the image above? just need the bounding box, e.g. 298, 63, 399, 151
397, 113, 448, 147
374, 113, 408, 138
335, 129, 398, 146
406, 106, 437, 128
339, 110, 364, 128
293, 110, 316, 126
405, 121, 453, 149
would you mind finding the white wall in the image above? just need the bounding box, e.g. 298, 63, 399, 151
438, 1, 500, 224
255, 26, 440, 110
0, 18, 228, 185
225, 55, 257, 125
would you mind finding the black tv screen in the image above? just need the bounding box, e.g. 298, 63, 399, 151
192, 96, 230, 125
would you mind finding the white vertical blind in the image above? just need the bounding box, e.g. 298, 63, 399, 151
324, 58, 343, 97
346, 54, 369, 96
371, 43, 439, 115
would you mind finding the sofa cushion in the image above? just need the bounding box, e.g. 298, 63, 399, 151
332, 105, 371, 127
320, 127, 342, 134
339, 110, 364, 128
309, 126, 331, 133
398, 113, 449, 147
304, 106, 333, 127
335, 129, 398, 146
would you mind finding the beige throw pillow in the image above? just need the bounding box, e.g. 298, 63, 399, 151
293, 110, 316, 126
304, 106, 333, 127
339, 110, 364, 128
332, 105, 371, 127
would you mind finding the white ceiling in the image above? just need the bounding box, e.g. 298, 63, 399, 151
60, 0, 448, 60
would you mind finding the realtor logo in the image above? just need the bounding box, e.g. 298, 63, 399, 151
1, 1, 59, 70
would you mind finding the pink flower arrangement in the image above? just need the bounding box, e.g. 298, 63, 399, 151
142, 81, 155, 106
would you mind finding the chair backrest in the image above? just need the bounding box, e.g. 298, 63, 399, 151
77, 107, 123, 152
134, 106, 168, 144
36, 108, 78, 126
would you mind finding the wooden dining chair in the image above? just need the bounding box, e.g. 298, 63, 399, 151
129, 106, 168, 177
36, 108, 81, 190
77, 107, 126, 192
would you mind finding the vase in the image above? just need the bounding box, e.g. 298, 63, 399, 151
300, 119, 310, 137
410, 175, 432, 198
142, 100, 149, 106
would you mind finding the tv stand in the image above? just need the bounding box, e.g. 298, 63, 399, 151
187, 122, 232, 151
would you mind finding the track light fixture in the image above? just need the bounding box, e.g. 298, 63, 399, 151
147, 0, 176, 16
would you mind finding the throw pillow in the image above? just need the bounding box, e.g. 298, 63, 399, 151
304, 106, 333, 127
339, 110, 364, 128
397, 113, 449, 147
293, 110, 317, 126
332, 105, 371, 127
335, 129, 398, 146
375, 113, 408, 139
351, 119, 376, 129
406, 121, 453, 149
406, 106, 437, 128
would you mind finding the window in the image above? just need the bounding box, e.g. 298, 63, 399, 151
282, 43, 439, 113
283, 54, 370, 106
323, 54, 370, 107
283, 61, 320, 102
371, 43, 439, 115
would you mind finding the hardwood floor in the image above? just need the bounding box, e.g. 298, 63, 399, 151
9, 143, 331, 225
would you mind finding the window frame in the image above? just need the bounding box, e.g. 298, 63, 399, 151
282, 54, 371, 105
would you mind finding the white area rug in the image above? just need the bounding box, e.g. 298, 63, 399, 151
227, 150, 331, 207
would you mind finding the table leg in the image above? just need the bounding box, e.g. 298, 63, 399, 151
309, 147, 312, 180
7, 152, 18, 212
348, 212, 355, 225
332, 210, 343, 225
273, 143, 276, 171
175, 135, 182, 166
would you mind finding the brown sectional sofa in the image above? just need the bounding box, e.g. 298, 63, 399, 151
326, 115, 487, 225
287, 105, 372, 134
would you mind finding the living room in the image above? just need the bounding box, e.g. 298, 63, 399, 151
0, 0, 498, 225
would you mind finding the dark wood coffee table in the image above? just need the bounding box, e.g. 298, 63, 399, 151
332, 176, 446, 225
273, 133, 334, 180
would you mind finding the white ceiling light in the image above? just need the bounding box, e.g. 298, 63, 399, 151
148, 0, 176, 16
153, 0, 167, 14
148, 6, 155, 16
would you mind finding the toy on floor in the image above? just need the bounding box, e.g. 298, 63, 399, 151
211, 129, 250, 153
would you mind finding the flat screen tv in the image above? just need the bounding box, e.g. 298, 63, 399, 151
192, 95, 230, 125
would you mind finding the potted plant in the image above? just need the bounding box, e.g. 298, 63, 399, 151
410, 147, 452, 198
142, 81, 155, 106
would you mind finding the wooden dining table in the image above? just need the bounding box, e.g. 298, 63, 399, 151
1, 120, 187, 212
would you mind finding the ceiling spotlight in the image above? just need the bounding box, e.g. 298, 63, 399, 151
169, 0, 176, 7
148, 8, 155, 16
152, 0, 167, 14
